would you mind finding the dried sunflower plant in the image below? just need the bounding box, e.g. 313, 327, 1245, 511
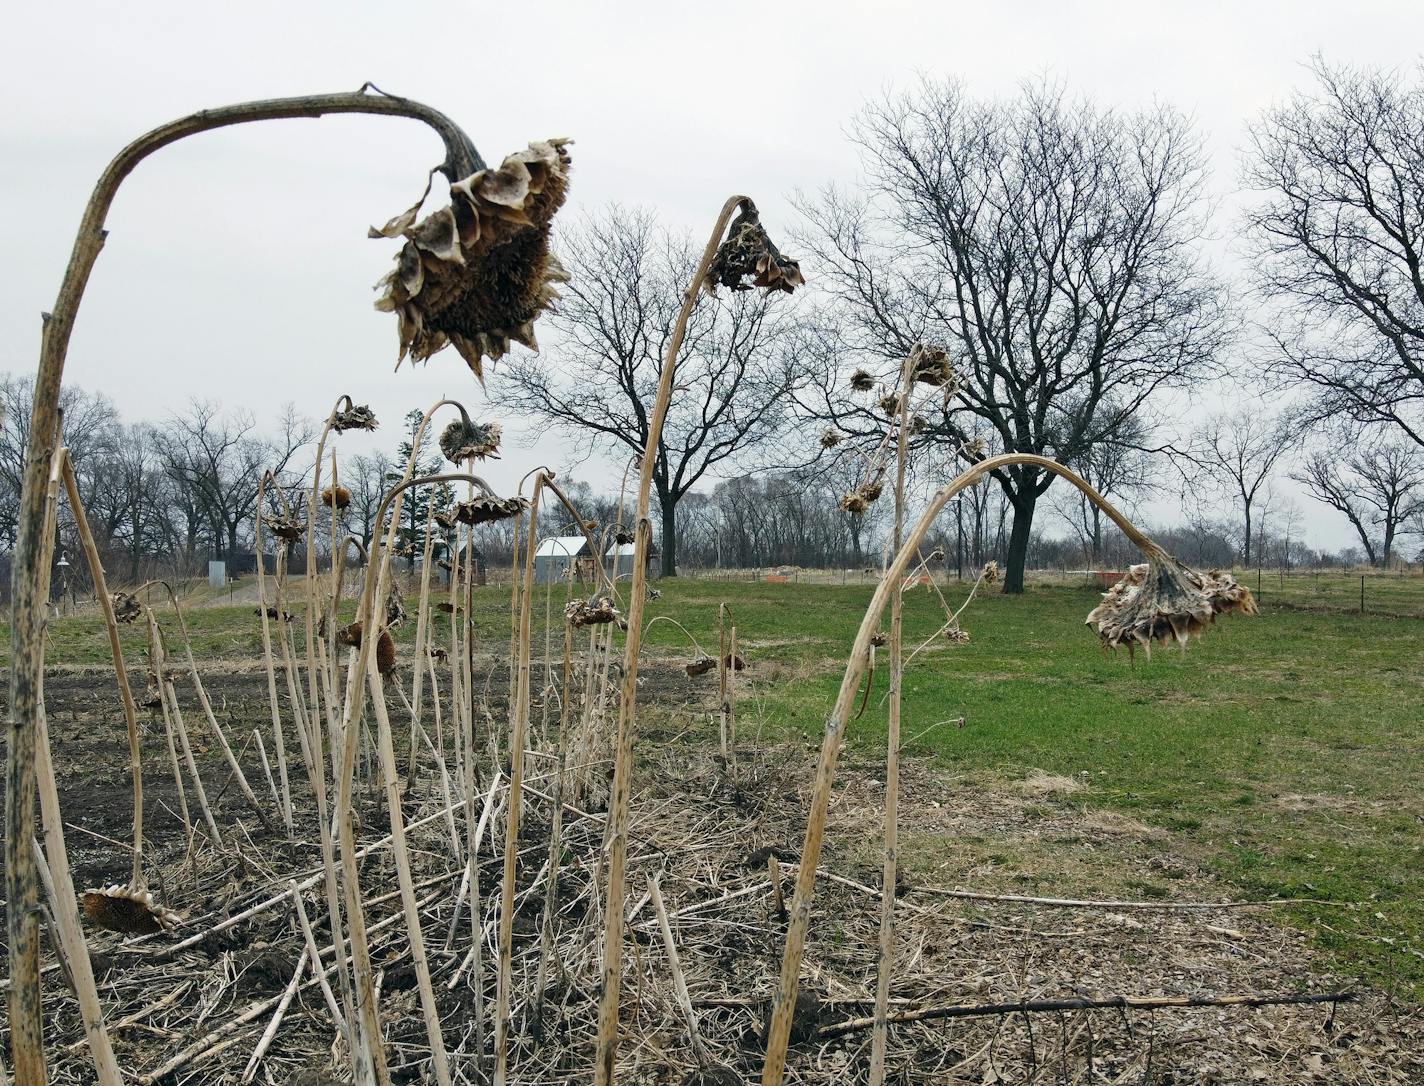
2, 84, 582, 1086
758, 449, 1257, 1086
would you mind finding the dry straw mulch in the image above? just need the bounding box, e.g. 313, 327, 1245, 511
13, 685, 1421, 1085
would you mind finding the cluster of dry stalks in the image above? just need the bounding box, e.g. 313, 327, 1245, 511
3, 89, 1307, 1086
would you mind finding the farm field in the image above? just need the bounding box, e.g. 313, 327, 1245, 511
12, 574, 1423, 1002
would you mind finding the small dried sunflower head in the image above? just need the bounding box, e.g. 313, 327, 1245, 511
840, 491, 870, 516
81, 885, 180, 935
820, 428, 843, 449
321, 484, 351, 510
110, 592, 142, 624
879, 392, 906, 417
263, 515, 305, 544
943, 626, 970, 645
869, 631, 888, 647
705, 202, 803, 294
908, 415, 929, 436
614, 529, 636, 546
908, 343, 955, 387
566, 595, 626, 629
439, 418, 502, 463
961, 437, 988, 459
332, 404, 378, 433
372, 139, 573, 382
859, 479, 884, 503
849, 369, 876, 393
453, 495, 529, 526
980, 561, 1000, 584
1085, 553, 1257, 655
927, 548, 946, 562
685, 656, 717, 678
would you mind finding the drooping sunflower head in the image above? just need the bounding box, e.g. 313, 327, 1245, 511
439, 418, 502, 463
110, 592, 143, 625
908, 343, 955, 388
321, 485, 351, 511
705, 201, 803, 294
372, 139, 573, 382
820, 428, 843, 449
1085, 552, 1257, 655
849, 369, 876, 393
453, 495, 529, 526
82, 884, 180, 935
331, 404, 378, 434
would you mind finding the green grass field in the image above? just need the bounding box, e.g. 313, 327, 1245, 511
12, 571, 1424, 998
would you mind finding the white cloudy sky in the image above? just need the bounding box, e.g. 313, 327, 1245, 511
3, 1, 1421, 552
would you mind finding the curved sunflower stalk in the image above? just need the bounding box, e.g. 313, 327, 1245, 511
759, 452, 1257, 1086
594, 196, 803, 1086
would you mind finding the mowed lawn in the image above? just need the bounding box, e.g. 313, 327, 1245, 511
10, 572, 1424, 996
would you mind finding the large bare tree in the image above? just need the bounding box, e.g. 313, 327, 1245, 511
495, 206, 803, 576
1191, 408, 1298, 568
795, 79, 1229, 592
1246, 58, 1424, 449
1294, 439, 1423, 567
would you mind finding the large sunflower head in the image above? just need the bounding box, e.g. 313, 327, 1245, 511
1085, 551, 1257, 655
705, 201, 803, 295
372, 139, 573, 382
439, 418, 502, 463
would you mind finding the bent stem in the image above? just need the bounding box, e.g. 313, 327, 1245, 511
760, 452, 1158, 1086
594, 194, 750, 1086
7, 91, 480, 1081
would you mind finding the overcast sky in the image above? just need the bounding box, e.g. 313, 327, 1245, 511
3, 1, 1422, 553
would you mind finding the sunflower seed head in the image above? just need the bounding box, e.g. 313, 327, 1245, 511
453, 495, 529, 526
908, 342, 955, 387
373, 140, 573, 382
111, 592, 142, 624
704, 203, 803, 295
439, 418, 502, 463
1085, 555, 1257, 655
331, 404, 379, 433
820, 428, 843, 449
850, 369, 876, 393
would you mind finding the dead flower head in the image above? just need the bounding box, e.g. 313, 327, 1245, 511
335, 621, 398, 674
908, 343, 955, 387
685, 656, 717, 678
321, 484, 351, 511
111, 592, 142, 624
705, 202, 803, 294
82, 885, 180, 936
566, 595, 626, 629
850, 369, 876, 392
928, 548, 946, 562
820, 428, 843, 450
614, 529, 635, 546
879, 392, 906, 417
1085, 553, 1257, 654
254, 606, 293, 622
332, 404, 378, 433
943, 626, 970, 645
961, 436, 988, 460
439, 418, 502, 463
372, 139, 573, 382
263, 514, 305, 544
869, 631, 888, 647
453, 495, 528, 526
981, 561, 1001, 584
908, 414, 929, 435
840, 491, 869, 515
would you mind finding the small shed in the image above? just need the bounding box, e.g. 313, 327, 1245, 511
606, 540, 661, 580
535, 536, 594, 584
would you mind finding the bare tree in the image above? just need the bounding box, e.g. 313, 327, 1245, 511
154, 400, 313, 563
1192, 408, 1298, 568
495, 206, 803, 576
344, 452, 393, 551
1051, 411, 1157, 567
1246, 58, 1424, 449
796, 78, 1228, 592
1294, 439, 1424, 567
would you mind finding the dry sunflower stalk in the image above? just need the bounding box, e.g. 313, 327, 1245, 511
110, 592, 142, 624
321, 484, 352, 510
372, 139, 573, 381
438, 418, 502, 462
704, 201, 804, 294
81, 884, 180, 936
453, 495, 528, 525
1086, 555, 1257, 654
332, 403, 378, 433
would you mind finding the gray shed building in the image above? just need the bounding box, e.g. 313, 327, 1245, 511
534, 536, 594, 584
606, 540, 661, 580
